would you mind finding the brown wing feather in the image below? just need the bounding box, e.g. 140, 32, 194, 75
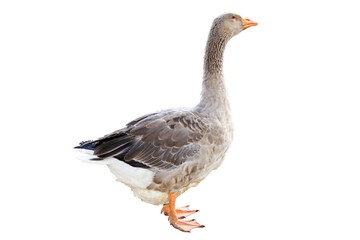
91, 110, 210, 170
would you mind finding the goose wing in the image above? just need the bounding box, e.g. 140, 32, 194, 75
79, 110, 211, 170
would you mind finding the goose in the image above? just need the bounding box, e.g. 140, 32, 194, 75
75, 13, 257, 232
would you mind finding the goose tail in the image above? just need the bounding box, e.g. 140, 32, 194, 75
74, 140, 114, 165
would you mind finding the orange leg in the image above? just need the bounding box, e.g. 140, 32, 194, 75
162, 193, 204, 232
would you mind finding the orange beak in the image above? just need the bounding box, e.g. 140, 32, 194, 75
241, 17, 258, 29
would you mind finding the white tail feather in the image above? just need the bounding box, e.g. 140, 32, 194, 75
75, 149, 116, 165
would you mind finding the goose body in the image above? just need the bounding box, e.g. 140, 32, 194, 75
78, 108, 232, 205
75, 13, 257, 232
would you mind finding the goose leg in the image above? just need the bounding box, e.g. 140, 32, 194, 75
164, 193, 205, 232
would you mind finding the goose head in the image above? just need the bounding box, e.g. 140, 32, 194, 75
212, 13, 258, 38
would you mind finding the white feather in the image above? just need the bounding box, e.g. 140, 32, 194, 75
74, 149, 94, 155
75, 149, 111, 164
106, 158, 154, 189
76, 150, 168, 205
106, 159, 168, 205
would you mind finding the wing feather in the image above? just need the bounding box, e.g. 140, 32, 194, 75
93, 135, 132, 156
86, 110, 211, 170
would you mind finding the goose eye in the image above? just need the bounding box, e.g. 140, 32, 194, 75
232, 15, 236, 19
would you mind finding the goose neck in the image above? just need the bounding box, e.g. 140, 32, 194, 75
203, 33, 228, 80
197, 30, 231, 118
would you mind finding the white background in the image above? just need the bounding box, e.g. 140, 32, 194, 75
1, 0, 359, 239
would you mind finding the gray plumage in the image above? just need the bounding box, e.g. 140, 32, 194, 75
75, 13, 257, 206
